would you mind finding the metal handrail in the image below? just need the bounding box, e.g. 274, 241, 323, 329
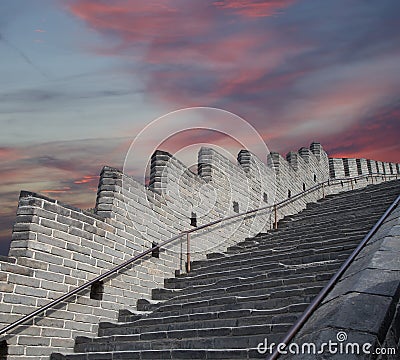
0, 172, 398, 336
267, 193, 400, 360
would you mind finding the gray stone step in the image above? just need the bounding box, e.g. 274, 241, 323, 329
233, 228, 368, 251
97, 312, 301, 339
155, 276, 331, 306
74, 323, 291, 352
154, 271, 335, 302
52, 347, 269, 359
276, 207, 387, 228
287, 187, 399, 214
139, 285, 323, 313
192, 241, 357, 274
165, 260, 343, 290
269, 210, 385, 232
276, 207, 389, 230
249, 225, 373, 247
316, 186, 399, 204
201, 234, 363, 268
100, 303, 308, 337
137, 293, 316, 320
165, 252, 349, 290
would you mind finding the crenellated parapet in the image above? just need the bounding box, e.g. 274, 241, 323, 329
329, 156, 400, 178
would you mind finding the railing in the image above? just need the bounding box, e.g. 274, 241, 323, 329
0, 172, 398, 337
268, 192, 400, 360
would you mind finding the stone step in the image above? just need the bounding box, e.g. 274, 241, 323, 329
140, 285, 323, 313
286, 188, 398, 215
242, 216, 373, 237
306, 187, 399, 210
100, 303, 308, 337
304, 195, 393, 211
154, 276, 331, 306
165, 260, 343, 289
275, 207, 387, 228
205, 236, 358, 264
234, 230, 367, 252
138, 293, 316, 320
156, 272, 335, 303
51, 346, 270, 359
234, 226, 372, 249
75, 323, 291, 352
166, 252, 350, 289
200, 234, 362, 268
98, 312, 301, 339
267, 212, 384, 234
155, 271, 334, 302
226, 233, 364, 259
117, 309, 142, 323
316, 181, 399, 200
275, 206, 390, 230
250, 225, 371, 245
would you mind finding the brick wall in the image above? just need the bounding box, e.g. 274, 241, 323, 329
329, 158, 400, 179
0, 142, 399, 359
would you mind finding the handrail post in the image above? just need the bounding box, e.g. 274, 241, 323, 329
322, 183, 325, 198
186, 232, 191, 273
274, 205, 278, 230
180, 237, 183, 272
350, 179, 354, 190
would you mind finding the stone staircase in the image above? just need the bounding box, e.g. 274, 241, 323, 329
51, 180, 400, 360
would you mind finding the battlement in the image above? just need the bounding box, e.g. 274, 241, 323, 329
0, 142, 399, 359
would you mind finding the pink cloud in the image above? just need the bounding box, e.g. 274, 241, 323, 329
0, 147, 22, 162
73, 175, 98, 185
323, 106, 400, 163
68, 1, 212, 44
213, 0, 296, 17
65, 0, 302, 109
41, 187, 72, 194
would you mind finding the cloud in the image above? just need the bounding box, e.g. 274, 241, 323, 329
0, 147, 21, 162
73, 175, 98, 185
41, 187, 72, 194
67, 1, 213, 45
0, 88, 135, 104
213, 0, 296, 17
322, 101, 400, 162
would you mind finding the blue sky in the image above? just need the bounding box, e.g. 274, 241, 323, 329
1, 0, 399, 254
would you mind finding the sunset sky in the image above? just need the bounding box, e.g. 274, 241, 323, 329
1, 0, 399, 254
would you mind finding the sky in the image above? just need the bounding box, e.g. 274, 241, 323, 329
0, 0, 399, 255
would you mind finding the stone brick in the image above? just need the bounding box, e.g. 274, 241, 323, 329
40, 219, 68, 233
